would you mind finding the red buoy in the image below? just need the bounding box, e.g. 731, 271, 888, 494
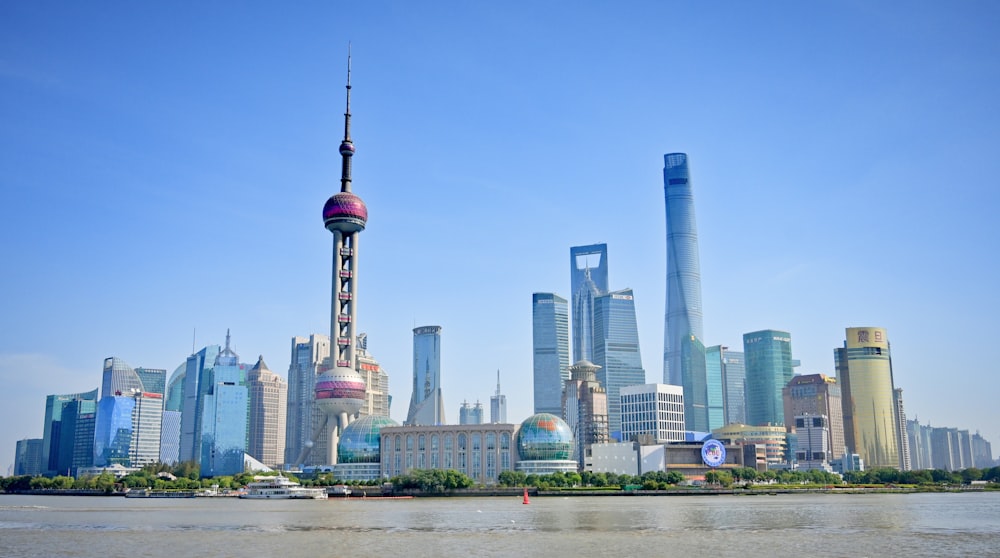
522, 487, 530, 505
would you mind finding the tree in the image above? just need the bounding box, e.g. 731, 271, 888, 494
960, 468, 982, 483
499, 470, 526, 487
665, 471, 685, 485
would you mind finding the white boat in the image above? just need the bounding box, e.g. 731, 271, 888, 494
239, 475, 328, 500
329, 484, 352, 497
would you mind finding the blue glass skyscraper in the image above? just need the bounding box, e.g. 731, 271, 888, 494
200, 333, 249, 477
180, 344, 220, 463
722, 348, 747, 425
93, 395, 136, 467
704, 346, 726, 431
42, 388, 99, 475
662, 153, 708, 432
743, 329, 794, 426
592, 288, 645, 440
570, 244, 608, 363
532, 293, 570, 415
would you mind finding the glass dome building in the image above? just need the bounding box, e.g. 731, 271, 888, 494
338, 415, 399, 463
514, 413, 578, 474
331, 415, 399, 482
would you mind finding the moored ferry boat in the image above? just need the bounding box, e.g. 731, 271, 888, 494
329, 484, 352, 497
239, 475, 328, 500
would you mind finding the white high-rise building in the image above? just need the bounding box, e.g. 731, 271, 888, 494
620, 384, 685, 444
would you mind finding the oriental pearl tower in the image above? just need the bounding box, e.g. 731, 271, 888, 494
313, 49, 368, 465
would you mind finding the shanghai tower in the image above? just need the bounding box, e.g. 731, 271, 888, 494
662, 153, 709, 432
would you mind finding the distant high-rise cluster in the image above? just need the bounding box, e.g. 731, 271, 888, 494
532, 244, 644, 442
13, 123, 998, 482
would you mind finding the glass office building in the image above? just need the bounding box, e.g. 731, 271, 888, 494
704, 346, 726, 431
180, 344, 221, 463
662, 153, 708, 432
93, 395, 136, 467
42, 388, 99, 475
743, 330, 794, 426
406, 325, 445, 426
592, 288, 646, 440
199, 339, 249, 477
532, 293, 570, 415
570, 244, 608, 363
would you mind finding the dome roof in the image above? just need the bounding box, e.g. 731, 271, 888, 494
338, 415, 399, 463
516, 413, 574, 461
323, 191, 367, 233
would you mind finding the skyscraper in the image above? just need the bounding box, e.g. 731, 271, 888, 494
129, 391, 163, 468
135, 367, 167, 397
620, 384, 685, 444
570, 244, 608, 363
179, 344, 220, 463
782, 374, 846, 460
316, 50, 369, 465
355, 333, 390, 418
56, 398, 96, 475
199, 333, 248, 477
164, 363, 185, 412
102, 357, 144, 399
285, 333, 330, 466
743, 329, 794, 427
562, 360, 609, 469
407, 325, 446, 425
42, 388, 98, 475
532, 293, 570, 415
592, 288, 645, 440
93, 395, 135, 467
14, 438, 43, 476
835, 326, 901, 469
721, 349, 747, 425
704, 346, 727, 431
894, 388, 911, 471
662, 153, 707, 433
490, 369, 507, 423
248, 355, 287, 468
459, 401, 484, 425
159, 410, 181, 465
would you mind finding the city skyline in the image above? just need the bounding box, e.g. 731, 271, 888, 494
3, 3, 1000, 473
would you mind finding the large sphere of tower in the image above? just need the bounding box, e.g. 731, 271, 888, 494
314, 365, 366, 418
323, 192, 367, 233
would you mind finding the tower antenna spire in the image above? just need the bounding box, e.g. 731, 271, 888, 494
340, 43, 354, 193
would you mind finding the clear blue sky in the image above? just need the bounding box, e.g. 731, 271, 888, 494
2, 1, 998, 473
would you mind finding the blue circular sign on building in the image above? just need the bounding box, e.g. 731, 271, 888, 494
701, 439, 726, 468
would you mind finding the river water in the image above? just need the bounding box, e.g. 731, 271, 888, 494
2, 492, 998, 557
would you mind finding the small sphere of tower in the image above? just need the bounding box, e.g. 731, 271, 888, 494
339, 141, 355, 156
314, 365, 366, 418
323, 191, 367, 233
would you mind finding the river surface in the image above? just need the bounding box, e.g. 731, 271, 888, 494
2, 492, 998, 557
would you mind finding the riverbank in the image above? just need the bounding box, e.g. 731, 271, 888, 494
4, 484, 993, 498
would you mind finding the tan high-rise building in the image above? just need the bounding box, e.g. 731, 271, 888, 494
355, 333, 390, 418
285, 334, 330, 467
248, 356, 287, 468
562, 360, 609, 470
782, 374, 846, 460
836, 327, 900, 469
